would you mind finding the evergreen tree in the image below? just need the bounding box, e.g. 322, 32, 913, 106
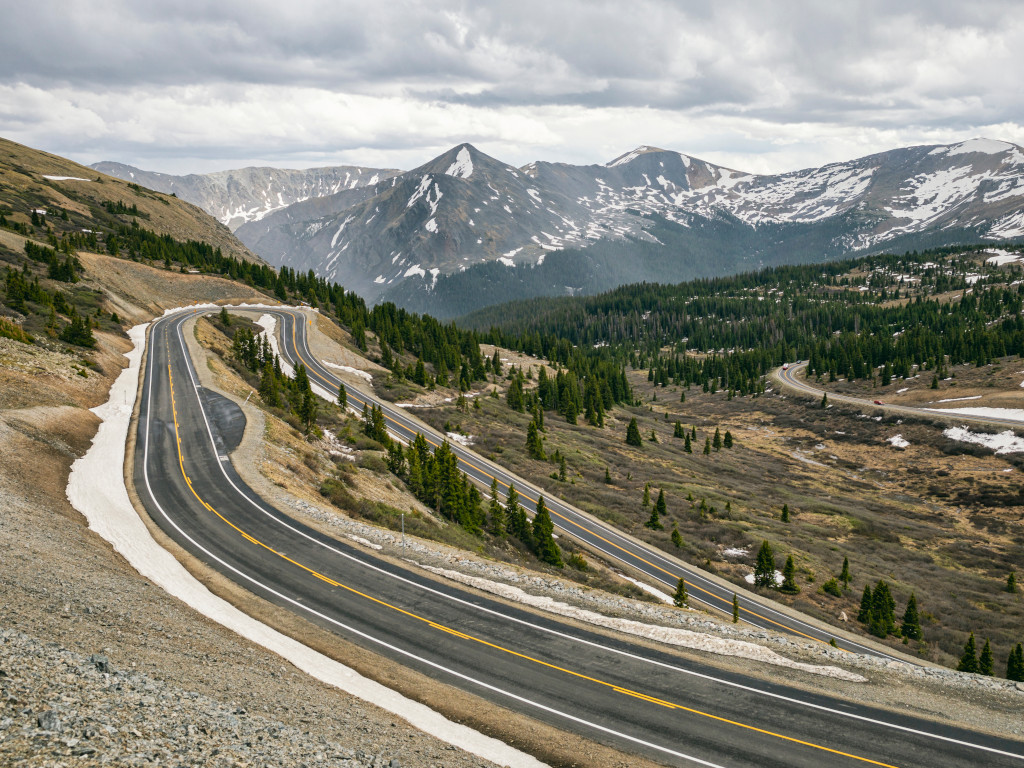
488, 478, 505, 536
979, 639, 994, 676
691, 424, 696, 440
673, 577, 688, 608
525, 419, 545, 459
703, 436, 711, 455
505, 484, 530, 543
713, 427, 722, 451
957, 633, 979, 673
900, 593, 922, 641
723, 430, 733, 448
839, 556, 851, 589
673, 422, 684, 438
625, 417, 643, 446
219, 307, 231, 326
603, 466, 612, 484
1008, 571, 1018, 594
869, 580, 896, 638
337, 382, 347, 410
821, 392, 828, 408
532, 495, 562, 567
780, 555, 799, 594
558, 455, 567, 482
857, 584, 873, 623
642, 482, 651, 508
753, 540, 776, 588
732, 593, 739, 623
671, 525, 682, 548
645, 499, 663, 530
781, 503, 790, 523
1007, 643, 1024, 682
655, 488, 667, 518
298, 388, 318, 433
684, 433, 692, 453
259, 360, 279, 408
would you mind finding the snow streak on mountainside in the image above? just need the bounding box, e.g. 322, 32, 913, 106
230, 138, 1024, 314
90, 162, 401, 231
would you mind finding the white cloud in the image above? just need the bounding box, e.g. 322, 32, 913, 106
1, 1, 1022, 174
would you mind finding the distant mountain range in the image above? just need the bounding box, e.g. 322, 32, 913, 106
95, 138, 1024, 318
90, 161, 401, 231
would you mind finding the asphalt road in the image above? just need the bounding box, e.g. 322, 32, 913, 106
777, 362, 1024, 431
268, 309, 905, 661
131, 308, 1024, 767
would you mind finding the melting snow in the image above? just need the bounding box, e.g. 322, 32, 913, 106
322, 361, 374, 383
940, 138, 1015, 156
984, 248, 1021, 266
43, 175, 91, 181
744, 570, 784, 587
935, 395, 982, 403
927, 406, 1024, 422
446, 432, 474, 446
444, 147, 474, 179
425, 218, 438, 233
944, 426, 1024, 454
887, 435, 910, 449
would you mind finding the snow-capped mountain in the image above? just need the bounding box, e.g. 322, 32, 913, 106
230, 138, 1024, 315
89, 161, 401, 231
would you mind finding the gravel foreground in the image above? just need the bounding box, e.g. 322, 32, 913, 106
0, 626, 495, 768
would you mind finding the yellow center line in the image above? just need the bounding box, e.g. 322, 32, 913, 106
286, 313, 829, 644
163, 352, 897, 768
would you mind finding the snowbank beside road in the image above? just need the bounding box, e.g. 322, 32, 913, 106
66, 308, 547, 768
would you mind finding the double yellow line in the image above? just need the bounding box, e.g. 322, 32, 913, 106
163, 336, 897, 768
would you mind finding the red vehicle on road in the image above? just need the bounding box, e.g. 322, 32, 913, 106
873, 400, 884, 405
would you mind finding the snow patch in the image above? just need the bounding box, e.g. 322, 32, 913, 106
943, 426, 1024, 454
42, 175, 91, 181
887, 435, 910, 449
744, 570, 784, 587
935, 395, 982, 403
941, 138, 1015, 156
322, 361, 374, 383
620, 575, 674, 605
926, 406, 1024, 422
425, 217, 438, 233
445, 147, 474, 179
446, 432, 474, 446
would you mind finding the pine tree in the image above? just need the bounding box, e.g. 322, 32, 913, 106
839, 556, 851, 589
655, 488, 667, 519
558, 455, 567, 482
336, 383, 347, 410
1008, 571, 1018, 593
781, 503, 790, 523
642, 483, 651, 508
671, 525, 682, 548
684, 433, 692, 453
732, 593, 739, 623
957, 633, 979, 673
603, 467, 612, 484
713, 427, 722, 451
690, 424, 697, 440
780, 555, 799, 594
703, 436, 711, 455
723, 430, 733, 449
625, 417, 643, 447
219, 307, 231, 326
869, 580, 896, 638
526, 419, 545, 459
1007, 643, 1024, 682
299, 388, 318, 433
979, 639, 994, 676
821, 392, 828, 408
532, 496, 563, 567
645, 502, 663, 530
857, 584, 873, 623
900, 593, 922, 641
488, 478, 505, 536
673, 577, 688, 608
259, 360, 279, 408
754, 540, 776, 588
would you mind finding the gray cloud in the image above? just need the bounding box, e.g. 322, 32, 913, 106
1, 1, 1021, 173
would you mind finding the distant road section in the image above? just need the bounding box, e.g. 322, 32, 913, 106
775, 363, 1024, 431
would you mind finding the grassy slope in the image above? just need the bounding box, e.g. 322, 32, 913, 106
414, 358, 1024, 670
0, 136, 259, 264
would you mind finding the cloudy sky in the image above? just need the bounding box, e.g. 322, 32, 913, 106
2, 1, 1022, 175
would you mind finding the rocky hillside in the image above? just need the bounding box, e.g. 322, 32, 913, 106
225, 138, 1024, 317
92, 161, 401, 231
0, 138, 259, 264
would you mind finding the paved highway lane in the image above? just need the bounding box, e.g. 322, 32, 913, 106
269, 309, 903, 661
131, 309, 1024, 767
778, 362, 1024, 431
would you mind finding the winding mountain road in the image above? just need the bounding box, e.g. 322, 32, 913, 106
130, 307, 1024, 767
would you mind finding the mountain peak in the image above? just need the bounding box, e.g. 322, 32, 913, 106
929, 137, 1022, 159
444, 144, 475, 179
606, 145, 671, 168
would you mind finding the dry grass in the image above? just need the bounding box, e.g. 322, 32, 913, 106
417, 361, 1024, 670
